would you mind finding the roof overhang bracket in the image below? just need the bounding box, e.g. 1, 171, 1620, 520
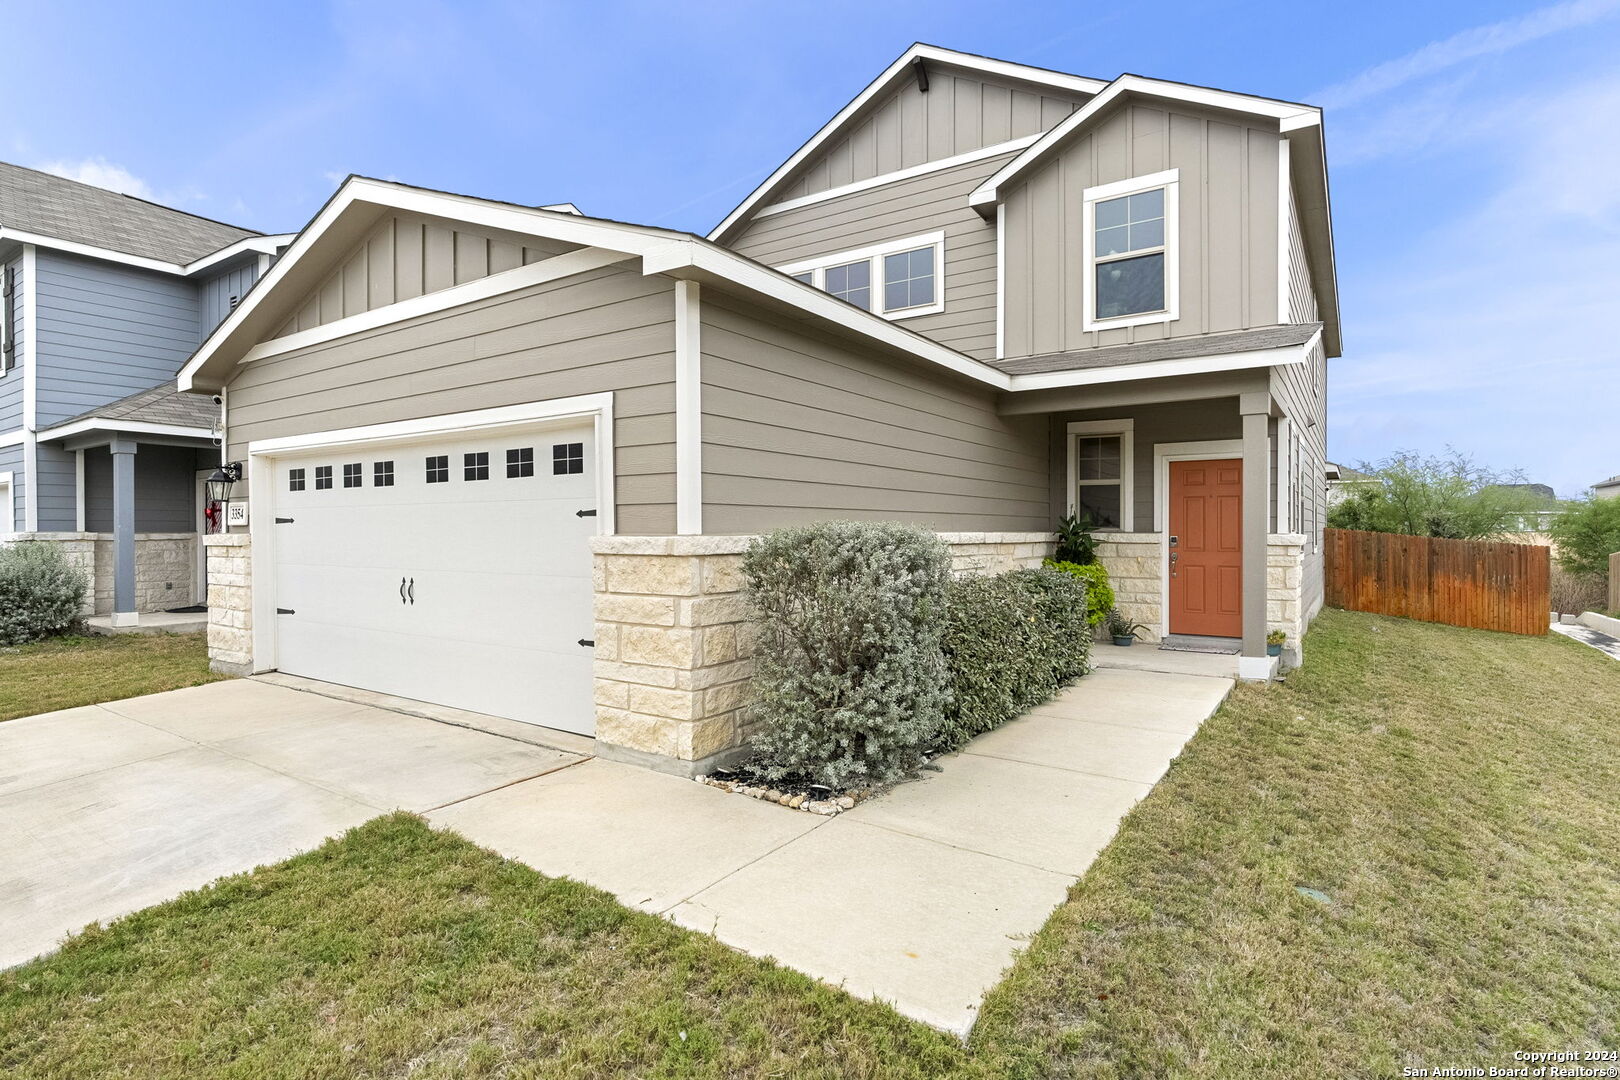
911, 58, 929, 92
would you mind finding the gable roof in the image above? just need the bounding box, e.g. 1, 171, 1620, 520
0, 160, 260, 265
707, 43, 1107, 244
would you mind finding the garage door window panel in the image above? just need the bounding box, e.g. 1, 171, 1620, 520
507, 448, 534, 478
315, 466, 332, 490
426, 456, 449, 483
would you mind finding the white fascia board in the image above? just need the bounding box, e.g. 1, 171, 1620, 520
182, 234, 297, 277
0, 429, 25, 447
0, 228, 186, 275
238, 248, 635, 365
245, 392, 616, 457
969, 75, 1320, 213
708, 44, 1107, 242
1004, 332, 1318, 393
35, 418, 217, 443
178, 178, 676, 391
648, 240, 1012, 391
750, 135, 1039, 221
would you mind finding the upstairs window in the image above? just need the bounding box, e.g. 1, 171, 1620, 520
778, 231, 945, 320
1083, 170, 1179, 331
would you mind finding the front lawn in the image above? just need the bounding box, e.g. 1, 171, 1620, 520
0, 632, 224, 721
3, 610, 1616, 1077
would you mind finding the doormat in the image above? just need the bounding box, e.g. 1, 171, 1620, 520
164, 605, 208, 614
1158, 635, 1240, 655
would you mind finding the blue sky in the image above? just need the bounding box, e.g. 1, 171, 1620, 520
6, 0, 1617, 495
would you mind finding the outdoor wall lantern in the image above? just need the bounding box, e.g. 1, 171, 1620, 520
204, 462, 243, 533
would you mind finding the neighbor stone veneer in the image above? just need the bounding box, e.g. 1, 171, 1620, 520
204, 533, 253, 676
589, 532, 1054, 774
4, 532, 198, 615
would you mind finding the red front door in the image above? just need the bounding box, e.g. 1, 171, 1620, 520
1168, 459, 1243, 637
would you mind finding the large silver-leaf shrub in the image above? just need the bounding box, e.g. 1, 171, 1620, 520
743, 521, 951, 789
0, 543, 88, 645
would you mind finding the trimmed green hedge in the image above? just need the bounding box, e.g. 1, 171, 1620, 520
1042, 559, 1114, 625
938, 567, 1092, 751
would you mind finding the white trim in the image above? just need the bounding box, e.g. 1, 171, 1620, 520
709, 44, 1106, 242
751, 136, 1039, 221
246, 392, 616, 674
1276, 138, 1292, 325
0, 471, 13, 534
1005, 334, 1313, 392
35, 418, 217, 443
237, 248, 634, 366
1154, 439, 1244, 640
74, 450, 85, 532
1082, 170, 1180, 333
1237, 655, 1278, 682
0, 429, 24, 447
1065, 418, 1135, 531
674, 280, 702, 535
995, 202, 1006, 359
969, 74, 1320, 213
1276, 417, 1291, 533
21, 244, 37, 533
776, 230, 946, 320
540, 202, 583, 215
0, 227, 294, 279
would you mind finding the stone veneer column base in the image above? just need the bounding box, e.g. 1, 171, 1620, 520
1267, 533, 1307, 668
204, 533, 253, 676
589, 532, 1055, 777
4, 532, 200, 615
1092, 533, 1164, 641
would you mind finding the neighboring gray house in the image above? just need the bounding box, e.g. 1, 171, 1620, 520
182, 44, 1339, 776
1593, 475, 1619, 499
0, 161, 291, 623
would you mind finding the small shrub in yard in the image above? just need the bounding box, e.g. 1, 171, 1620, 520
0, 543, 88, 646
743, 521, 952, 790
938, 567, 1091, 750
1042, 559, 1114, 625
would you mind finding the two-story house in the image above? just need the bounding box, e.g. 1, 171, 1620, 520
0, 162, 291, 624
178, 44, 1338, 777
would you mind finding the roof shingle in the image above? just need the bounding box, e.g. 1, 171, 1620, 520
49, 383, 220, 433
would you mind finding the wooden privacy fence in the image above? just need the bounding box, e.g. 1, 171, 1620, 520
1324, 528, 1548, 636
1610, 552, 1620, 614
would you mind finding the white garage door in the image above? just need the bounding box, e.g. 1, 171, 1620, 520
269, 420, 598, 735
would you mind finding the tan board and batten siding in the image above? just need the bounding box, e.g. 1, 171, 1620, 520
270, 211, 579, 339
226, 262, 678, 534
698, 291, 1048, 533
773, 71, 1086, 201
728, 155, 1013, 361
1001, 102, 1282, 357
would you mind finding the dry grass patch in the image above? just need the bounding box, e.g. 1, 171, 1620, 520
0, 632, 224, 721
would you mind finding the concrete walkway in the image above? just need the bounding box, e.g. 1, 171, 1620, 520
433, 666, 1232, 1034
0, 679, 585, 969
1551, 620, 1620, 660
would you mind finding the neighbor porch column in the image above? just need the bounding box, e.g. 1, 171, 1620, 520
110, 436, 138, 627
1239, 394, 1270, 673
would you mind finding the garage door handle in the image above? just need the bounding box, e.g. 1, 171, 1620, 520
400, 577, 407, 604
407, 578, 415, 605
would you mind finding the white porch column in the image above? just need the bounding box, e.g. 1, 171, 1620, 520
110, 436, 138, 627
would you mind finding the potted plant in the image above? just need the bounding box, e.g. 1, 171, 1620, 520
1105, 608, 1147, 647
1267, 629, 1286, 657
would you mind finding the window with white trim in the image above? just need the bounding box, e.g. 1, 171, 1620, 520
1066, 420, 1134, 531
777, 231, 944, 319
1083, 170, 1179, 331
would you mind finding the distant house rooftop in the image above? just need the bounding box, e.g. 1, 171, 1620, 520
0, 160, 259, 265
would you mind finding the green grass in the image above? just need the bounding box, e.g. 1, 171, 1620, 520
0, 632, 225, 721
3, 610, 1617, 1077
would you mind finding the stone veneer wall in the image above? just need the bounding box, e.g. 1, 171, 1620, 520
4, 532, 198, 615
1267, 534, 1307, 667
203, 533, 253, 675
590, 532, 1055, 776
1092, 533, 1164, 641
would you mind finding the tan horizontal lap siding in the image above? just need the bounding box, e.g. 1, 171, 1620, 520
226, 264, 677, 534
699, 294, 1048, 534
727, 154, 1014, 361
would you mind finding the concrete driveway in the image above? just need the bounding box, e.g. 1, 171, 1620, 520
0, 678, 585, 970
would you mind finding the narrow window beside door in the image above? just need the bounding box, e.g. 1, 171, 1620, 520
287, 468, 305, 491
506, 447, 534, 478
314, 465, 332, 490
552, 442, 584, 475
374, 460, 394, 487
464, 452, 490, 481
425, 455, 449, 483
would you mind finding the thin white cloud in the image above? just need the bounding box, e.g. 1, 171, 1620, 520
34, 156, 153, 199
1313, 0, 1620, 108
